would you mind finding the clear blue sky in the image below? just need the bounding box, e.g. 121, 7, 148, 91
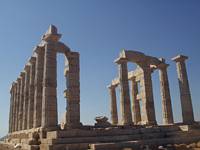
0, 0, 200, 137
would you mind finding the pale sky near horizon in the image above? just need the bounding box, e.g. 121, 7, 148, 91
0, 0, 200, 137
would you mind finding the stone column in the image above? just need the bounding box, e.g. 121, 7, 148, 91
172, 55, 194, 124
22, 65, 31, 130
27, 57, 36, 129
41, 43, 58, 129
15, 77, 21, 131
64, 52, 81, 128
131, 77, 141, 124
33, 46, 44, 128
18, 72, 25, 130
108, 84, 118, 125
115, 58, 132, 125
9, 83, 14, 133
12, 82, 17, 132
141, 62, 157, 125
158, 60, 174, 125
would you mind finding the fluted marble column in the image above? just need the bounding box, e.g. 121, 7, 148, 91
108, 84, 118, 125
64, 52, 81, 128
115, 58, 132, 125
12, 82, 17, 132
27, 57, 36, 129
158, 60, 174, 125
18, 72, 25, 130
9, 83, 14, 133
41, 42, 58, 129
33, 46, 44, 128
172, 55, 194, 124
141, 62, 157, 125
131, 77, 141, 124
11, 82, 17, 132
15, 77, 21, 131
22, 65, 31, 130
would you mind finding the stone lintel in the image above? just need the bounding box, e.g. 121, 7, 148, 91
172, 55, 188, 62
110, 67, 142, 87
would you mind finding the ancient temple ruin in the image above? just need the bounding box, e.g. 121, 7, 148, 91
5, 25, 200, 150
8, 25, 80, 133
108, 50, 194, 126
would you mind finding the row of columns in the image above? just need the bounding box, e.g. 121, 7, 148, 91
9, 54, 41, 133
108, 54, 194, 125
8, 25, 81, 133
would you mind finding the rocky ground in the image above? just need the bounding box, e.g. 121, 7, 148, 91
1, 141, 200, 150
0, 143, 14, 150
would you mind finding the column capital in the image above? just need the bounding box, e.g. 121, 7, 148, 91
10, 82, 16, 93
107, 84, 117, 89
114, 57, 128, 64
68, 51, 79, 58
24, 64, 31, 72
42, 24, 61, 42
29, 56, 36, 64
17, 77, 21, 82
20, 71, 26, 78
13, 82, 17, 87
158, 63, 169, 70
34, 46, 44, 54
130, 75, 136, 81
172, 55, 188, 62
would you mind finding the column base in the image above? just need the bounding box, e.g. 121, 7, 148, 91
64, 122, 83, 130
145, 121, 157, 126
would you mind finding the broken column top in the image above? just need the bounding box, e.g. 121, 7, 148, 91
42, 24, 61, 42
172, 55, 188, 62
